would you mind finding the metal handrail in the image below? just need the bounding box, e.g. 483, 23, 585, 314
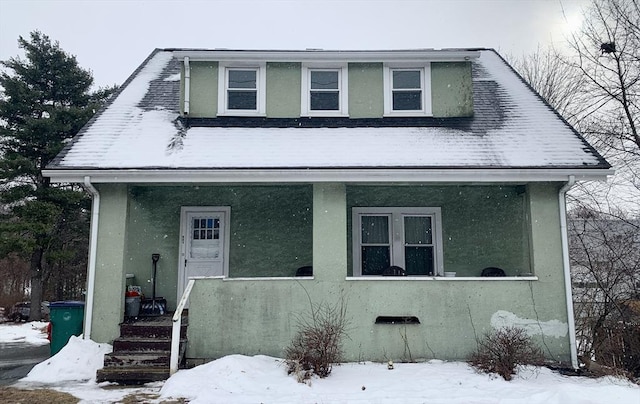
170, 278, 195, 375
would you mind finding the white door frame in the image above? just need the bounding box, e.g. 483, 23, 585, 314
178, 206, 231, 302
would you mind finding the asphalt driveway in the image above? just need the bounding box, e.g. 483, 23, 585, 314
0, 341, 50, 386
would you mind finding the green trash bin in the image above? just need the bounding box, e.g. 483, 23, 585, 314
49, 301, 85, 356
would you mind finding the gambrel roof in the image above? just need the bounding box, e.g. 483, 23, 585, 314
45, 48, 611, 183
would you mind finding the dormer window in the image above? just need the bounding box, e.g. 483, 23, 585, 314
301, 64, 348, 116
383, 64, 432, 116
218, 63, 266, 116
228, 69, 257, 109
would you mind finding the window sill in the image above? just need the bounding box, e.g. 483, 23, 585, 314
346, 276, 538, 281
301, 112, 350, 118
217, 112, 267, 117
223, 276, 315, 281
188, 276, 315, 281
383, 112, 433, 118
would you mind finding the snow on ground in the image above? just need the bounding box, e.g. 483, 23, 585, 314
21, 335, 112, 383
3, 322, 639, 403
0, 321, 49, 345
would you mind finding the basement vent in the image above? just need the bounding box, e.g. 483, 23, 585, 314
375, 316, 420, 325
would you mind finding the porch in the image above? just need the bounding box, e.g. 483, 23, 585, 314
89, 182, 572, 363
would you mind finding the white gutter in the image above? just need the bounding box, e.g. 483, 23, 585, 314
559, 175, 578, 369
183, 57, 190, 115
82, 176, 100, 340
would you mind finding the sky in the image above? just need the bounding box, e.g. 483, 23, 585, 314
3, 324, 638, 403
0, 0, 590, 89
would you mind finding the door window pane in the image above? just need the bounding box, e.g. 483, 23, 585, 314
190, 216, 221, 259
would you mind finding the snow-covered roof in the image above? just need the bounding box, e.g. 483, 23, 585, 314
45, 48, 611, 183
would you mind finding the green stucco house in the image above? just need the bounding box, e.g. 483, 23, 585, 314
44, 48, 611, 368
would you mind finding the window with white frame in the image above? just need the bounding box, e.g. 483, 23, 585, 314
353, 207, 443, 276
383, 65, 432, 116
301, 64, 348, 116
218, 64, 266, 115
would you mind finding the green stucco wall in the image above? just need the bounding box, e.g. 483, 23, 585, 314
90, 184, 129, 343
187, 62, 218, 117
182, 61, 473, 118
431, 62, 474, 117
266, 62, 301, 117
348, 63, 383, 118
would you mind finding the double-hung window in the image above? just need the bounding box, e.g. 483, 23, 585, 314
353, 207, 443, 276
383, 64, 432, 116
218, 63, 266, 115
302, 64, 348, 116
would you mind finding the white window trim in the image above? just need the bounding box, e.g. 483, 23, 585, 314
217, 63, 266, 116
352, 207, 444, 276
301, 63, 349, 117
383, 63, 432, 117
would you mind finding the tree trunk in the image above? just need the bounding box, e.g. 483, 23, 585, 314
29, 246, 44, 321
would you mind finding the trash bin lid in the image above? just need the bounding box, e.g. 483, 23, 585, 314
50, 300, 85, 308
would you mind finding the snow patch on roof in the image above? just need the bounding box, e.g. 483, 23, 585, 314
163, 72, 181, 81
60, 51, 175, 166
54, 49, 606, 171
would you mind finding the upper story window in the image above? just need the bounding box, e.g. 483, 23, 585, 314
301, 64, 348, 116
218, 63, 266, 116
383, 64, 432, 116
352, 207, 444, 276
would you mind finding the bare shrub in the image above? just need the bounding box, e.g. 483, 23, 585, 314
284, 299, 348, 380
469, 327, 545, 381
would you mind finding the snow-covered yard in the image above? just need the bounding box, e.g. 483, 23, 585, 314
2, 321, 638, 403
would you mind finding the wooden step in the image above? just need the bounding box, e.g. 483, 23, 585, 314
103, 351, 171, 367
112, 337, 186, 352
96, 313, 188, 384
96, 366, 170, 384
120, 318, 188, 339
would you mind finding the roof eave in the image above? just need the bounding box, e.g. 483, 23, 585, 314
43, 167, 614, 184
172, 49, 481, 63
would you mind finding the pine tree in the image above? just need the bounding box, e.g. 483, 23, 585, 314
0, 31, 115, 320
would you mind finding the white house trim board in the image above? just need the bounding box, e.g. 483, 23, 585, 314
173, 49, 481, 63
44, 168, 614, 184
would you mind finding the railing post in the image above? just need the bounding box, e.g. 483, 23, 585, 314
170, 278, 195, 375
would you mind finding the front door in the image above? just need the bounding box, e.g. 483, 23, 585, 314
178, 207, 230, 301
